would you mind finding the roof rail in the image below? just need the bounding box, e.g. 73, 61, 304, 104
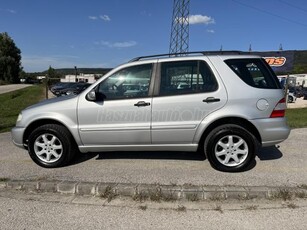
129, 50, 246, 62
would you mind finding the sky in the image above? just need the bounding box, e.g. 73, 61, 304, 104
1, 0, 307, 72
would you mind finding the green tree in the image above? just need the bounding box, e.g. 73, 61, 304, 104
0, 32, 22, 83
47, 66, 61, 86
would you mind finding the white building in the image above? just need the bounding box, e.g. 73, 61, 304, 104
277, 74, 307, 87
61, 73, 103, 83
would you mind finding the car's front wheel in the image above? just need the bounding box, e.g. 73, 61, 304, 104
28, 124, 76, 168
204, 124, 257, 172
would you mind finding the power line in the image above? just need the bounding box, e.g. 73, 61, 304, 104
232, 0, 307, 27
279, 0, 307, 14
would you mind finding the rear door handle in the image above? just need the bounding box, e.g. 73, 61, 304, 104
134, 101, 151, 107
202, 97, 220, 103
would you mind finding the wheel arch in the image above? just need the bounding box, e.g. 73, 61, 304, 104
196, 117, 262, 152
23, 119, 79, 148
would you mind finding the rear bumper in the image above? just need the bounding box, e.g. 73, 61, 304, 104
11, 127, 26, 149
251, 118, 290, 147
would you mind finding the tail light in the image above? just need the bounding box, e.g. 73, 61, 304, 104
270, 98, 286, 118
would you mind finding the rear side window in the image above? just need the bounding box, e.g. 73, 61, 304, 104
159, 60, 218, 96
225, 59, 281, 89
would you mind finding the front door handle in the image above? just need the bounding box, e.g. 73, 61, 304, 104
134, 101, 151, 107
203, 97, 220, 103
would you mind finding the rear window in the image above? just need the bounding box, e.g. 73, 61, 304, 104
225, 58, 281, 89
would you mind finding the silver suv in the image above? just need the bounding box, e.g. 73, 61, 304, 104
11, 51, 290, 172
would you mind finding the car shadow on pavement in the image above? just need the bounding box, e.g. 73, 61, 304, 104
70, 147, 282, 171
95, 151, 206, 161
70, 152, 99, 166
70, 151, 206, 166
257, 146, 283, 161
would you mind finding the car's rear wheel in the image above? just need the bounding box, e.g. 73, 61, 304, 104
28, 124, 76, 168
204, 124, 257, 172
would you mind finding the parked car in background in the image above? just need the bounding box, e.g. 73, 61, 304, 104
291, 87, 307, 99
52, 82, 91, 96
301, 88, 307, 100
287, 92, 296, 103
50, 82, 74, 95
11, 51, 290, 172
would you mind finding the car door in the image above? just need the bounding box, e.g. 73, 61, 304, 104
77, 63, 153, 146
151, 59, 227, 144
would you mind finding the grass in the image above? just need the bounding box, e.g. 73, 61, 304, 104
287, 203, 298, 209
133, 186, 178, 203
270, 189, 293, 201
286, 108, 307, 129
298, 184, 307, 190
175, 205, 187, 212
245, 205, 258, 211
138, 205, 148, 211
99, 186, 118, 202
0, 85, 45, 133
213, 205, 223, 213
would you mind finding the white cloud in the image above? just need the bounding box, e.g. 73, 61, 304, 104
99, 15, 111, 21
0, 8, 17, 14
88, 16, 98, 20
140, 11, 152, 17
176, 14, 215, 25
96, 40, 137, 48
89, 15, 111, 21
7, 9, 16, 14
189, 15, 215, 25
207, 29, 215, 33
113, 41, 137, 48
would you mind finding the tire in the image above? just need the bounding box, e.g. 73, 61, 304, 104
288, 96, 293, 103
28, 124, 76, 168
204, 124, 257, 172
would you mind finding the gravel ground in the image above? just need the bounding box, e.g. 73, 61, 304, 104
0, 84, 32, 94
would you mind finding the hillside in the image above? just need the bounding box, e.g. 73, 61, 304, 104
293, 51, 307, 74
42, 68, 112, 75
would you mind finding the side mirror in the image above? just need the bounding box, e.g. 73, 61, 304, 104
86, 90, 97, 101
86, 90, 106, 102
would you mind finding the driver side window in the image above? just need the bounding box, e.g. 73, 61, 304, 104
98, 64, 152, 100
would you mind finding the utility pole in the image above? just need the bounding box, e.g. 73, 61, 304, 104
74, 66, 78, 82
45, 66, 50, 99
169, 0, 190, 55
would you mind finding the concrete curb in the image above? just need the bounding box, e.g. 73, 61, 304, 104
1, 180, 306, 201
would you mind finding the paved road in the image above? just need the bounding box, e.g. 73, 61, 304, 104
1, 128, 307, 187
0, 189, 306, 230
0, 84, 32, 94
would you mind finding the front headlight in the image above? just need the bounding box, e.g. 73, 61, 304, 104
16, 113, 22, 123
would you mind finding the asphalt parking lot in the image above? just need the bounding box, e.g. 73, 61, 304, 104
1, 128, 306, 188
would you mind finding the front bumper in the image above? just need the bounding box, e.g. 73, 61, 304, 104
11, 127, 26, 149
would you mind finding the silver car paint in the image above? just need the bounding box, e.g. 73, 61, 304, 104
12, 55, 290, 153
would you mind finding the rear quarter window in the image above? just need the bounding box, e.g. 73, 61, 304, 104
225, 58, 281, 89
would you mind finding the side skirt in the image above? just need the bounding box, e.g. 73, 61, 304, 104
78, 144, 198, 153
